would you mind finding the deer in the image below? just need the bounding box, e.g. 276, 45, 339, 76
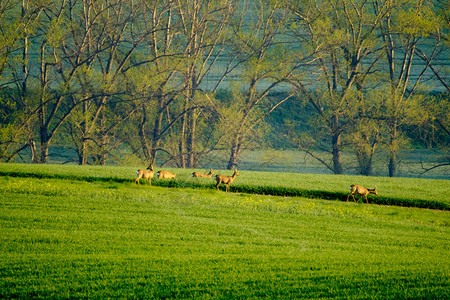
214, 169, 239, 192
347, 185, 378, 203
156, 170, 176, 179
135, 164, 154, 185
192, 168, 215, 178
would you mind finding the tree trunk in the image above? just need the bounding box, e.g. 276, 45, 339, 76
150, 110, 163, 167
80, 138, 88, 165
227, 136, 241, 170
178, 98, 188, 168
388, 117, 399, 177
388, 131, 398, 177
331, 114, 343, 174
38, 41, 49, 164
39, 129, 49, 164
356, 150, 373, 176
80, 101, 89, 165
332, 133, 342, 174
22, 0, 38, 163
138, 103, 152, 162
388, 151, 397, 177
99, 133, 107, 166
187, 108, 196, 168
38, 103, 50, 164
355, 133, 376, 176
29, 140, 37, 163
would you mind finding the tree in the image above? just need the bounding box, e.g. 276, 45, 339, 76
418, 92, 450, 175
129, 0, 185, 167
220, 0, 300, 170
128, 0, 237, 168
0, 0, 44, 162
175, 0, 235, 168
377, 0, 445, 176
287, 0, 389, 174
346, 89, 383, 176
49, 0, 150, 165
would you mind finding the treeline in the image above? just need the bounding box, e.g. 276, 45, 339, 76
0, 0, 448, 176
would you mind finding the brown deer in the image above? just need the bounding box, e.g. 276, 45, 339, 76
135, 164, 154, 185
215, 169, 239, 192
156, 170, 176, 179
347, 185, 378, 203
192, 168, 215, 178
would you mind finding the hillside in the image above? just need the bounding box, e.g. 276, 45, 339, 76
0, 167, 448, 298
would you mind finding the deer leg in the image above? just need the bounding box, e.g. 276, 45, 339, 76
135, 178, 140, 184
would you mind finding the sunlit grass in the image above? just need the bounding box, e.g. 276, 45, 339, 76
1, 163, 448, 209
0, 175, 449, 298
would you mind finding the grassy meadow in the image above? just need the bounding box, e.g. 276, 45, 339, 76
1, 163, 448, 209
0, 163, 449, 298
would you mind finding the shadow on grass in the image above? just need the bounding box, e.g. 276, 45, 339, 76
1, 170, 448, 211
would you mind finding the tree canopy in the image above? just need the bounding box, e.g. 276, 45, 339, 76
0, 0, 448, 176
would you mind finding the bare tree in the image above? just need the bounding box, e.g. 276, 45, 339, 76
129, 0, 236, 168
220, 0, 301, 170
0, 0, 44, 162
176, 0, 234, 168
287, 0, 389, 174
377, 0, 445, 176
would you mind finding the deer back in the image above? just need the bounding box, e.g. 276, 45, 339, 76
354, 185, 368, 195
157, 170, 176, 179
351, 185, 377, 196
193, 169, 215, 178
216, 170, 239, 184
137, 169, 154, 179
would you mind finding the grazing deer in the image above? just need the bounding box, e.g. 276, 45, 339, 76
347, 185, 378, 203
215, 169, 239, 192
135, 164, 154, 185
192, 168, 215, 178
157, 170, 176, 179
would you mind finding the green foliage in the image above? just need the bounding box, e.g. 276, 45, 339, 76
0, 95, 17, 124
46, 17, 67, 48
0, 0, 447, 173
0, 174, 448, 298
394, 6, 442, 37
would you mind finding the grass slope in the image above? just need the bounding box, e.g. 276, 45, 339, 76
0, 172, 449, 298
0, 163, 448, 210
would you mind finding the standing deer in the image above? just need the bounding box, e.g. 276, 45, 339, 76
135, 164, 154, 185
156, 170, 176, 179
347, 185, 378, 203
192, 168, 215, 178
215, 169, 239, 192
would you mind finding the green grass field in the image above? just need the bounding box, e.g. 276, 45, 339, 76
0, 163, 449, 298
1, 163, 449, 209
